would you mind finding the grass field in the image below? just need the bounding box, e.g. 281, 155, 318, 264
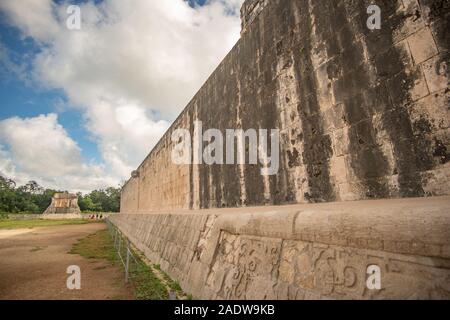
69, 229, 116, 261
70, 229, 186, 300
0, 219, 94, 230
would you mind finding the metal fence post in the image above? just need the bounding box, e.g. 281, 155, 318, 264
114, 227, 118, 249
169, 290, 177, 300
125, 240, 130, 283
118, 233, 122, 254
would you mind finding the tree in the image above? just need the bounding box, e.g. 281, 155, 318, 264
34, 189, 58, 212
78, 193, 96, 212
77, 187, 121, 213
22, 181, 43, 195
105, 187, 120, 212
0, 176, 18, 213
0, 174, 121, 214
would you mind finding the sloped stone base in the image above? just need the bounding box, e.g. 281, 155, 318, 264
41, 214, 83, 220
109, 196, 450, 300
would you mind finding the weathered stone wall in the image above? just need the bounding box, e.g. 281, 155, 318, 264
41, 213, 83, 220
121, 0, 449, 212
241, 0, 268, 35
1, 214, 42, 221
110, 196, 450, 299
115, 0, 450, 300
44, 192, 81, 214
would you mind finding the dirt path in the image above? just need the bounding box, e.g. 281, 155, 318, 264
0, 223, 134, 300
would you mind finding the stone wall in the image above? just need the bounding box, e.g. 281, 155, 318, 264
44, 192, 81, 214
110, 196, 450, 299
121, 0, 449, 213
1, 214, 42, 221
240, 0, 268, 35
114, 0, 450, 300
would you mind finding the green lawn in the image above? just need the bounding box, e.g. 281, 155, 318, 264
0, 219, 94, 230
69, 229, 116, 261
70, 229, 184, 300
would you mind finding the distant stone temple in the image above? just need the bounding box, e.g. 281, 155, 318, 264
44, 192, 81, 214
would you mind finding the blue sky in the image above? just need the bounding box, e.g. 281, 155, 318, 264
0, 0, 243, 192
0, 2, 97, 161
0, 0, 210, 162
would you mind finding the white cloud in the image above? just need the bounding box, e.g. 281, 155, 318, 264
0, 0, 244, 191
0, 114, 117, 193
0, 114, 81, 177
0, 0, 60, 43
86, 101, 170, 178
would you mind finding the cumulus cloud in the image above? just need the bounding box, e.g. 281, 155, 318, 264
0, 114, 82, 177
0, 114, 117, 193
0, 0, 244, 191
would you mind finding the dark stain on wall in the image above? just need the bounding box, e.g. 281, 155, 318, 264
312, 0, 393, 199
353, 0, 430, 197
122, 0, 449, 212
189, 110, 195, 209
289, 0, 336, 203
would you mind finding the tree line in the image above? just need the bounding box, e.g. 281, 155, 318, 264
0, 175, 121, 214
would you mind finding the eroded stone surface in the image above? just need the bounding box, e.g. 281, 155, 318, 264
114, 0, 450, 300
110, 196, 450, 300
43, 192, 81, 215
121, 0, 450, 213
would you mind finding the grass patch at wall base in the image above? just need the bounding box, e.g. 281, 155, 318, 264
69, 229, 116, 261
70, 229, 169, 300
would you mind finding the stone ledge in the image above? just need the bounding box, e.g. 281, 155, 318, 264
41, 214, 83, 220
111, 196, 450, 299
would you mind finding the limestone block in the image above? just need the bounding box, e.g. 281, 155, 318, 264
44, 192, 81, 215
109, 196, 450, 300
110, 0, 450, 300
407, 27, 439, 64
422, 53, 449, 93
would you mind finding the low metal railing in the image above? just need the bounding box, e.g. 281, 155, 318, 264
106, 219, 138, 283
105, 219, 171, 300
